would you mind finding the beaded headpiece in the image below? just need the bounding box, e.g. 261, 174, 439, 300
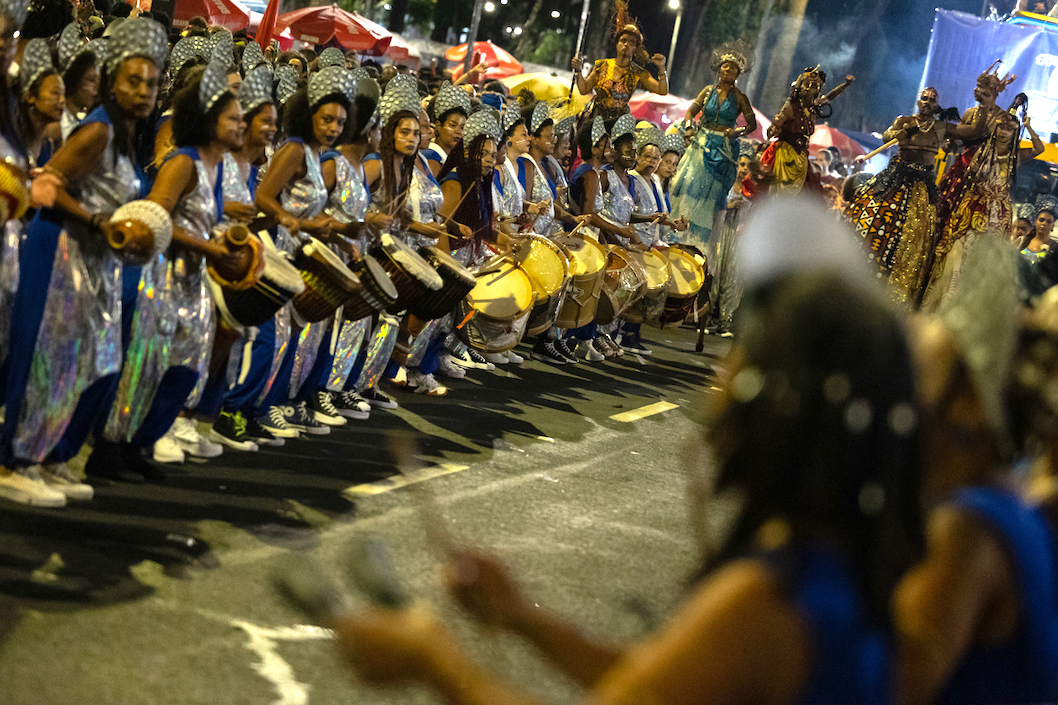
977, 60, 1016, 96
591, 115, 607, 146
111, 200, 173, 256
529, 100, 552, 134
242, 41, 265, 71
463, 109, 501, 147
308, 65, 355, 111
238, 65, 273, 114
58, 23, 88, 72
170, 38, 200, 76
738, 139, 757, 159
711, 39, 754, 75
379, 72, 422, 127
611, 112, 637, 146
636, 122, 663, 149
274, 64, 299, 106
19, 39, 54, 92
500, 98, 521, 133
0, 0, 26, 27
433, 80, 471, 120
352, 69, 381, 136
209, 30, 234, 60
105, 17, 169, 77
1036, 194, 1058, 219
318, 47, 346, 69
660, 132, 684, 156
199, 53, 231, 113
553, 113, 575, 138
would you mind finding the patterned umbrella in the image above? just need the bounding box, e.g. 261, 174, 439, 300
275, 5, 392, 55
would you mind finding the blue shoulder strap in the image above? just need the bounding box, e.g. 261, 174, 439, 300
320, 148, 341, 163
517, 156, 530, 191
539, 162, 558, 199
248, 164, 260, 199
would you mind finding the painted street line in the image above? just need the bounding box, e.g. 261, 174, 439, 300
343, 462, 470, 498
609, 401, 679, 423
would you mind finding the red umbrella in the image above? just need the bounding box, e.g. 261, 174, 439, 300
384, 34, 421, 68
275, 5, 392, 55
172, 0, 250, 31
809, 124, 867, 160
446, 40, 522, 80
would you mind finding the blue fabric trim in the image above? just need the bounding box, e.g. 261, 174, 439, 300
169, 147, 223, 222
493, 168, 503, 196
320, 148, 341, 163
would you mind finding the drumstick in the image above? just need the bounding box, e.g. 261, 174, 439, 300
435, 182, 482, 233
385, 429, 458, 556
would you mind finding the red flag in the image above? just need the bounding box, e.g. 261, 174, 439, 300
255, 0, 282, 50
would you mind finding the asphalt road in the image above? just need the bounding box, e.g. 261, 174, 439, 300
0, 326, 727, 705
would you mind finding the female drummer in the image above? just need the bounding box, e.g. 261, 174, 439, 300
17, 39, 64, 167
57, 23, 99, 141
103, 53, 249, 469
422, 81, 469, 177
570, 0, 667, 121
652, 133, 687, 244
0, 17, 168, 500
669, 41, 757, 251
253, 65, 357, 436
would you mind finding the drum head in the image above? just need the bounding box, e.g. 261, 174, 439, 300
467, 260, 534, 319
513, 235, 568, 299
360, 254, 400, 300
302, 238, 360, 290
419, 246, 476, 287
632, 249, 670, 293
554, 234, 607, 276
380, 233, 444, 290
663, 248, 705, 296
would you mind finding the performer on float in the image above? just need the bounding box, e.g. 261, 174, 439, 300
254, 65, 357, 435
760, 66, 854, 196
570, 0, 668, 121
103, 53, 248, 470
845, 87, 983, 307
423, 81, 469, 177
923, 64, 1045, 309
17, 39, 64, 167
669, 41, 757, 250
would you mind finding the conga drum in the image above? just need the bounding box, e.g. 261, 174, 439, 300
291, 238, 363, 324
623, 249, 669, 324
510, 234, 570, 336
211, 235, 306, 329
552, 232, 607, 329
595, 245, 647, 325
370, 233, 444, 314
344, 254, 399, 321
413, 246, 478, 320
455, 258, 534, 353
654, 247, 706, 328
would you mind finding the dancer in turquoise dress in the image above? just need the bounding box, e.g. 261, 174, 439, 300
669, 41, 756, 250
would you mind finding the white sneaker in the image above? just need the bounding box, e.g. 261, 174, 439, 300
437, 355, 467, 379
576, 340, 606, 362
173, 417, 224, 458
40, 462, 94, 501
0, 467, 66, 507
407, 371, 448, 396
153, 433, 186, 463
385, 366, 408, 387
505, 350, 525, 364
484, 352, 508, 365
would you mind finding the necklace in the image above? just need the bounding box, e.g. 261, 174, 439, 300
915, 114, 936, 133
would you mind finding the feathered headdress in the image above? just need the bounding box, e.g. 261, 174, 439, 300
711, 39, 754, 76
611, 0, 648, 65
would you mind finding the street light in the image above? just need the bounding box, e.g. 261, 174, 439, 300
485, 1, 495, 10
666, 0, 683, 77
513, 26, 523, 35
551, 10, 560, 17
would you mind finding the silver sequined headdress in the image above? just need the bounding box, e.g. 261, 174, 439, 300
590, 115, 607, 146
19, 39, 54, 92
318, 47, 345, 69
352, 69, 381, 136
611, 113, 637, 147
242, 40, 265, 71
554, 113, 575, 138
239, 65, 274, 114
170, 37, 205, 76
200, 53, 231, 113
1036, 193, 1058, 219
660, 132, 685, 157
274, 64, 299, 107
433, 80, 470, 119
58, 23, 89, 72
500, 99, 521, 133
636, 122, 663, 149
463, 109, 501, 147
379, 73, 421, 127
105, 17, 169, 77
209, 30, 234, 62
529, 100, 551, 134
308, 65, 355, 111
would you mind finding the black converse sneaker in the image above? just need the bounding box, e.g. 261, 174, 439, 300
530, 339, 569, 365
260, 405, 300, 439
307, 391, 348, 427
331, 390, 371, 420
283, 403, 331, 435
243, 414, 284, 447
553, 337, 579, 364
361, 386, 398, 409
210, 410, 261, 451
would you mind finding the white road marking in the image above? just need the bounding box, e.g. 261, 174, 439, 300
230, 621, 333, 705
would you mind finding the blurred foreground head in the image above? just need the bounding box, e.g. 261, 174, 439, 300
702, 197, 924, 621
